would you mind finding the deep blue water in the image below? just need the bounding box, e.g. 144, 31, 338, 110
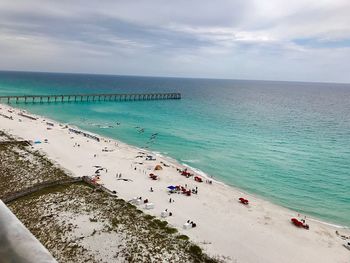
1, 71, 349, 227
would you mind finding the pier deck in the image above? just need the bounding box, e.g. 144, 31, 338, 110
0, 92, 181, 104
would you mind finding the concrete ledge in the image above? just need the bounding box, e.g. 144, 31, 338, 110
0, 200, 57, 263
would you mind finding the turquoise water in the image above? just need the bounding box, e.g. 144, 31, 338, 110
1, 71, 349, 227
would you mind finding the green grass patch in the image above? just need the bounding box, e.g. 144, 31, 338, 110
188, 244, 203, 258
144, 214, 155, 220
176, 234, 189, 241
153, 219, 168, 228
165, 226, 178, 234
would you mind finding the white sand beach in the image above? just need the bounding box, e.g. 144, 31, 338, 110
1, 104, 349, 263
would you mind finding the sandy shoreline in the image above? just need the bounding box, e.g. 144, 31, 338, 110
1, 103, 349, 263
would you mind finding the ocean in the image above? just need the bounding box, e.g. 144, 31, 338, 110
1, 71, 349, 227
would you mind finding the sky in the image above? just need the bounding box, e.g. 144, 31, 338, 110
1, 0, 350, 83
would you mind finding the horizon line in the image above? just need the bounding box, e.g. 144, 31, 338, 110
1, 69, 350, 86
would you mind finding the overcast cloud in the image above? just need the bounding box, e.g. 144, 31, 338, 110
1, 0, 350, 82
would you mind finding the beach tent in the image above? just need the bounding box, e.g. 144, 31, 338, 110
183, 223, 192, 230
34, 140, 41, 144
145, 203, 154, 209
154, 164, 163, 170
161, 211, 169, 218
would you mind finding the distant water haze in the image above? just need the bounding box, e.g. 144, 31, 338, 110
1, 71, 349, 227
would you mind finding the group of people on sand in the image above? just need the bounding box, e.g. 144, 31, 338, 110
335, 231, 350, 250
124, 148, 206, 229
168, 184, 199, 196
186, 220, 197, 228
295, 214, 309, 229
177, 168, 214, 187
136, 196, 148, 203
163, 209, 173, 216
297, 214, 307, 223
192, 187, 198, 194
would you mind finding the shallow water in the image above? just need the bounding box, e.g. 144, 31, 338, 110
1, 71, 349, 227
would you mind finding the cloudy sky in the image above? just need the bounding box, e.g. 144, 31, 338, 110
1, 0, 350, 82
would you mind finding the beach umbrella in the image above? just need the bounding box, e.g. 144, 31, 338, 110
167, 186, 176, 190
154, 164, 163, 170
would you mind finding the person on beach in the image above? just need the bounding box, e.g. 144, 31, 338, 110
169, 198, 172, 203
150, 187, 153, 192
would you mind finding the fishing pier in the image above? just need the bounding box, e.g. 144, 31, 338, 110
0, 92, 181, 104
